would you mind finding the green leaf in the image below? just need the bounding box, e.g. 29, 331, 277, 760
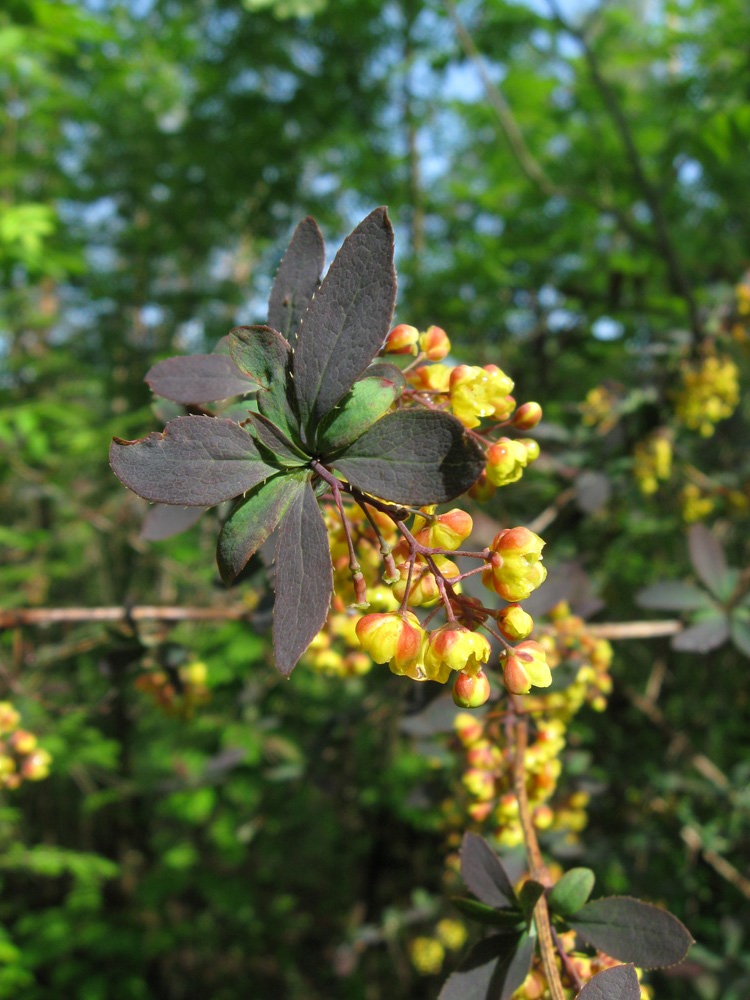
575, 964, 641, 1000
332, 409, 485, 505
272, 478, 333, 675
687, 524, 729, 600
228, 325, 299, 439
316, 374, 401, 453
438, 932, 533, 1000
267, 215, 325, 342
569, 896, 694, 968
291, 208, 396, 432
636, 581, 713, 612
245, 412, 309, 466
110, 416, 279, 506
548, 868, 596, 918
460, 833, 518, 909
217, 471, 309, 584
451, 898, 525, 929
517, 880, 545, 920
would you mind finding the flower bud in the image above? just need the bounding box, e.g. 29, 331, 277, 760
454, 711, 484, 746
518, 438, 540, 462
495, 604, 534, 641
21, 748, 52, 781
419, 325, 451, 361
449, 365, 515, 429
355, 611, 424, 674
462, 761, 495, 796
9, 730, 37, 755
485, 438, 528, 487
502, 640, 551, 694
512, 401, 543, 430
425, 624, 491, 680
384, 323, 419, 355
413, 507, 473, 550
452, 670, 491, 709
484, 528, 547, 602
0, 702, 20, 735
409, 363, 451, 393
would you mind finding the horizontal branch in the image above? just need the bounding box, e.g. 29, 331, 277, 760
0, 606, 254, 628
585, 620, 682, 639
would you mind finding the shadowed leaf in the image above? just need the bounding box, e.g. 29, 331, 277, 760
316, 375, 401, 454
228, 325, 298, 438
671, 616, 729, 652
245, 413, 308, 466
333, 409, 485, 505
272, 479, 333, 676
438, 932, 533, 1000
140, 503, 206, 542
730, 614, 750, 658
217, 472, 308, 584
688, 524, 728, 599
636, 581, 713, 612
517, 881, 545, 919
268, 216, 325, 342
460, 833, 517, 909
146, 355, 255, 403
548, 868, 596, 918
575, 965, 640, 1000
570, 896, 694, 968
110, 416, 279, 506
292, 207, 396, 430
451, 898, 525, 930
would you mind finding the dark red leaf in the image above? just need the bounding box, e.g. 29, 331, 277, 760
570, 896, 694, 968
268, 216, 325, 342
146, 355, 255, 404
636, 581, 713, 612
272, 479, 333, 675
687, 524, 728, 599
460, 834, 517, 909
217, 472, 308, 584
245, 413, 308, 466
332, 409, 485, 505
670, 616, 729, 652
292, 208, 396, 431
110, 416, 279, 506
438, 932, 532, 1000
575, 965, 640, 1000
140, 503, 206, 542
228, 325, 299, 438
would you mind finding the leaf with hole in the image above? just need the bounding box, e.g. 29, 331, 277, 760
292, 207, 396, 431
217, 471, 309, 585
575, 964, 641, 1000
268, 215, 325, 342
272, 478, 333, 676
333, 409, 485, 505
140, 503, 206, 542
569, 896, 693, 968
110, 416, 280, 506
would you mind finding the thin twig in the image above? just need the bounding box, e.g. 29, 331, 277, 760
0, 607, 254, 628
585, 620, 683, 640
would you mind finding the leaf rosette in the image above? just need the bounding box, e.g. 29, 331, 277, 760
110, 209, 485, 674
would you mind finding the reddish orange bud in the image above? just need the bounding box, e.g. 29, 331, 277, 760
454, 711, 484, 746
419, 325, 451, 361
453, 670, 491, 708
501, 640, 551, 694
413, 507, 473, 550
9, 730, 37, 755
495, 604, 534, 641
425, 624, 491, 679
355, 611, 424, 674
513, 401, 543, 430
384, 323, 419, 355
485, 437, 528, 487
485, 527, 546, 602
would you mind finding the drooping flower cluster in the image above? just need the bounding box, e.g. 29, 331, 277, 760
633, 431, 673, 495
0, 702, 51, 788
447, 604, 613, 847
673, 352, 739, 437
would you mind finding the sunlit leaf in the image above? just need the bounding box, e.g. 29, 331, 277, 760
146, 355, 255, 403
110, 416, 279, 506
332, 409, 485, 505
268, 215, 325, 342
316, 374, 401, 454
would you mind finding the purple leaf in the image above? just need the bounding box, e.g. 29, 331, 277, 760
575, 965, 640, 1000
146, 355, 256, 404
460, 834, 517, 909
570, 896, 694, 968
110, 416, 279, 506
332, 409, 485, 505
636, 581, 713, 612
140, 503, 206, 542
292, 208, 396, 431
272, 479, 333, 676
268, 216, 325, 342
228, 325, 298, 438
217, 472, 308, 584
438, 933, 532, 1000
688, 524, 728, 599
245, 413, 308, 466
670, 616, 729, 652
730, 615, 750, 658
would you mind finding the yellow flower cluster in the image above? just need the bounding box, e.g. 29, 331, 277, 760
580, 384, 619, 435
408, 919, 467, 977
134, 660, 211, 719
0, 702, 51, 788
679, 483, 716, 523
513, 929, 652, 999
449, 605, 613, 846
632, 433, 672, 495
674, 353, 739, 436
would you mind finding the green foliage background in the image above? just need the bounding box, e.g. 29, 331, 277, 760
1, 0, 749, 997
